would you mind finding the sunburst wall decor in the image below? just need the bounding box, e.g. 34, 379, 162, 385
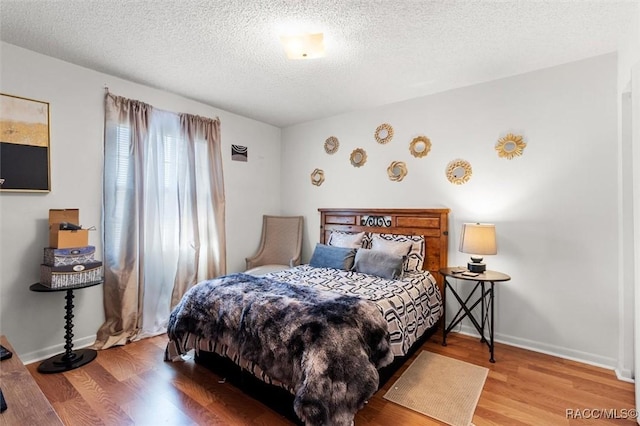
409, 136, 431, 158
495, 133, 526, 159
350, 148, 367, 167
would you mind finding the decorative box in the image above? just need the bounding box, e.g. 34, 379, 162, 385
40, 261, 103, 289
49, 209, 89, 249
43, 246, 95, 266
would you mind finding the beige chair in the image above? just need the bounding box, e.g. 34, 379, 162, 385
245, 215, 304, 275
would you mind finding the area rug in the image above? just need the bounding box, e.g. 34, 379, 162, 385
383, 351, 488, 426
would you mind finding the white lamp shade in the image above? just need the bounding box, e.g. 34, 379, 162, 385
459, 223, 497, 255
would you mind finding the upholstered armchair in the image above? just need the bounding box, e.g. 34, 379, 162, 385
245, 215, 303, 275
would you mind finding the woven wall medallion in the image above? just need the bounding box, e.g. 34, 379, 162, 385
324, 136, 339, 154
311, 168, 325, 186
387, 161, 408, 182
374, 123, 394, 144
446, 159, 472, 185
409, 136, 431, 158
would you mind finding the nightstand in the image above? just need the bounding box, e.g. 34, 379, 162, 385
439, 267, 510, 362
30, 280, 103, 373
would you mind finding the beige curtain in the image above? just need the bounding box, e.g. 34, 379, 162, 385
95, 93, 226, 349
171, 113, 226, 307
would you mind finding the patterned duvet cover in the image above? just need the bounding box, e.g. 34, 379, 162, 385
267, 265, 442, 356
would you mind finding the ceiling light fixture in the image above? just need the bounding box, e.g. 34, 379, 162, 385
279, 33, 325, 60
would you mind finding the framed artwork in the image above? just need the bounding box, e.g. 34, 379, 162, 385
231, 144, 248, 162
0, 93, 51, 192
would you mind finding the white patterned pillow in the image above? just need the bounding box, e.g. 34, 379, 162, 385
327, 231, 366, 249
370, 233, 425, 272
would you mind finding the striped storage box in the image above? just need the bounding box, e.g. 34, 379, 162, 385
40, 261, 103, 289
43, 246, 95, 267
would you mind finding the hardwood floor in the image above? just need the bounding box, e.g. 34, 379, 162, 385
26, 332, 635, 425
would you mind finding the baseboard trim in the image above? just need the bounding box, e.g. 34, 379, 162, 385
20, 330, 636, 384
20, 335, 97, 365
615, 368, 635, 383
457, 326, 626, 379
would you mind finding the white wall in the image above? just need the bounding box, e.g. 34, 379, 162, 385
282, 54, 620, 368
617, 5, 640, 381
0, 39, 628, 373
0, 42, 282, 362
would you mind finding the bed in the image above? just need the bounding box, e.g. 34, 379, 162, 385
165, 208, 449, 425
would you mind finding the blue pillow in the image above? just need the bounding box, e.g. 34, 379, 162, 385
354, 249, 404, 279
309, 244, 356, 270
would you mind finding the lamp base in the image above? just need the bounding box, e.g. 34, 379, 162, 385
467, 262, 486, 273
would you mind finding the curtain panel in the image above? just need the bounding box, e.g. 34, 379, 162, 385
95, 93, 226, 349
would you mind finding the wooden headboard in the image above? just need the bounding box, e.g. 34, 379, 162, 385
319, 208, 450, 294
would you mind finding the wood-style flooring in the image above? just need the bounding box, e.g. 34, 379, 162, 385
26, 332, 635, 425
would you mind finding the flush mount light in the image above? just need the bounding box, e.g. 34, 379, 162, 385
279, 33, 325, 59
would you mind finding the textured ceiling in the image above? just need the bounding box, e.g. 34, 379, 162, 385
0, 0, 637, 128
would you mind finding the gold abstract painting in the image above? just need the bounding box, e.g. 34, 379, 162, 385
0, 93, 50, 191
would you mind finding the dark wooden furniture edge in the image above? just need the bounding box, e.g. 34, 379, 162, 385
0, 336, 64, 425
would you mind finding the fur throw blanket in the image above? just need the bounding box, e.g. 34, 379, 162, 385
166, 273, 394, 425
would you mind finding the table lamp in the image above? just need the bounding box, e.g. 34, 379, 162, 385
459, 223, 497, 273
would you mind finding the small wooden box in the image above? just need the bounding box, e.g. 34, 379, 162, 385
48, 209, 89, 249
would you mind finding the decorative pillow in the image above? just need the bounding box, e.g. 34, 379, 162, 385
370, 234, 425, 272
354, 249, 404, 280
327, 231, 366, 249
309, 243, 357, 270
371, 237, 412, 258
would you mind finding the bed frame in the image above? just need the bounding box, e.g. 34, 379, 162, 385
319, 207, 450, 295
195, 207, 450, 423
